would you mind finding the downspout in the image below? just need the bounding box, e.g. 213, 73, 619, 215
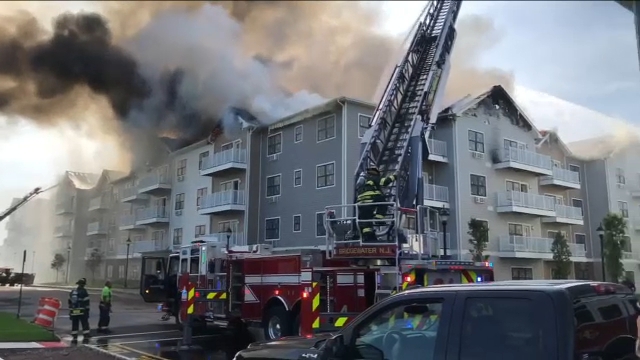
338, 98, 347, 217
244, 127, 254, 244
258, 130, 263, 244
451, 116, 462, 259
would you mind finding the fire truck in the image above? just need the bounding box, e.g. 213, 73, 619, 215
139, 0, 493, 341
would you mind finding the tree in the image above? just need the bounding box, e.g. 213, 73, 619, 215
468, 218, 490, 262
85, 248, 104, 283
550, 232, 572, 279
602, 212, 627, 283
50, 253, 66, 283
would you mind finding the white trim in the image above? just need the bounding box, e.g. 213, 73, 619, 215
264, 217, 281, 241
267, 132, 283, 156
544, 193, 563, 204
316, 161, 336, 189
245, 274, 300, 285
467, 129, 485, 153
341, 101, 347, 217
301, 271, 312, 282
571, 198, 584, 210
294, 125, 303, 143
315, 211, 326, 238
293, 169, 302, 188
618, 200, 629, 218
219, 178, 241, 192
469, 173, 487, 198
266, 174, 282, 197
292, 214, 302, 233
510, 266, 535, 280
316, 114, 337, 143
357, 113, 372, 138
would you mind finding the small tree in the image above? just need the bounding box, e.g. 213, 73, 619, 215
550, 232, 572, 279
50, 253, 66, 283
468, 218, 490, 262
85, 248, 104, 283
602, 212, 627, 283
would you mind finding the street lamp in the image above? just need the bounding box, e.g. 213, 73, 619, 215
596, 223, 606, 281
66, 244, 72, 284
31, 251, 35, 273
124, 237, 132, 288
439, 205, 450, 259
225, 228, 233, 252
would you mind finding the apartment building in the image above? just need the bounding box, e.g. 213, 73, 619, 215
569, 138, 640, 283
432, 85, 590, 281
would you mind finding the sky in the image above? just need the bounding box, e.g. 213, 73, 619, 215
1, 1, 639, 244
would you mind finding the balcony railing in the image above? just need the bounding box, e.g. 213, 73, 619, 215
426, 139, 447, 157
87, 221, 107, 234
200, 190, 246, 209
496, 191, 556, 212
54, 224, 72, 237
501, 147, 553, 170
201, 149, 247, 171
116, 240, 163, 255
555, 205, 583, 220
120, 214, 137, 227
541, 167, 580, 184
136, 206, 169, 221
138, 169, 171, 190
121, 187, 138, 199
499, 235, 586, 257
88, 196, 109, 211
424, 184, 449, 203
198, 232, 247, 247
55, 201, 74, 214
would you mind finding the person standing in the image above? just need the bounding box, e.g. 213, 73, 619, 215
69, 278, 91, 344
98, 280, 113, 334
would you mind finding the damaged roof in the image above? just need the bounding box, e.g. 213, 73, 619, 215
63, 171, 101, 190
536, 129, 574, 156
267, 97, 375, 131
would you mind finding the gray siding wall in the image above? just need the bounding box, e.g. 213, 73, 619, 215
246, 129, 261, 245
584, 159, 608, 279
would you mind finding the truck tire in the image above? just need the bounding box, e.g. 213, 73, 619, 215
293, 314, 301, 336
263, 306, 291, 340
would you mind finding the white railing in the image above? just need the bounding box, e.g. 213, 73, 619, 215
499, 235, 586, 257
199, 232, 247, 247
121, 187, 138, 199
54, 224, 72, 236
426, 139, 447, 157
623, 251, 640, 260
138, 168, 171, 189
120, 214, 137, 227
89, 196, 108, 210
136, 206, 169, 221
424, 184, 449, 202
501, 147, 553, 170
201, 149, 247, 170
541, 167, 580, 184
199, 190, 246, 209
117, 240, 162, 255
87, 221, 107, 233
85, 248, 104, 258
496, 191, 556, 212
555, 205, 583, 220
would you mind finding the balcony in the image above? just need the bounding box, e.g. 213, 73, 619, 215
496, 191, 556, 217
542, 205, 584, 225
86, 221, 108, 236
135, 206, 170, 225
138, 168, 171, 195
55, 201, 74, 215
198, 232, 247, 247
198, 190, 246, 214
88, 196, 110, 211
54, 224, 73, 238
116, 240, 164, 256
539, 167, 581, 189
119, 214, 145, 231
426, 138, 448, 163
623, 251, 640, 261
424, 184, 449, 208
120, 187, 149, 203
84, 247, 104, 260
493, 147, 553, 176
498, 235, 587, 260
200, 149, 247, 176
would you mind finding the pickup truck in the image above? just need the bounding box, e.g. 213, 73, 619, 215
234, 280, 639, 360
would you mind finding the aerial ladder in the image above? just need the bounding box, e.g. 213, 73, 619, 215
0, 185, 57, 223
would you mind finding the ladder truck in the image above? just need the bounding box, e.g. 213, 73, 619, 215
138, 0, 493, 341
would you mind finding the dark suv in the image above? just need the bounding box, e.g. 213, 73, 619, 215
235, 280, 639, 360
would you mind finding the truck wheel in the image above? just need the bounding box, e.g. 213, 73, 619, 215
293, 314, 301, 336
263, 306, 291, 340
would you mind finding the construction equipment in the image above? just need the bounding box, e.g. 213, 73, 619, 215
0, 185, 57, 223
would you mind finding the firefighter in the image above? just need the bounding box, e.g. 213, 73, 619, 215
355, 166, 397, 242
97, 280, 112, 334
69, 278, 91, 344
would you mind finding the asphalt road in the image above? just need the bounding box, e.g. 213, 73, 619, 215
0, 286, 238, 360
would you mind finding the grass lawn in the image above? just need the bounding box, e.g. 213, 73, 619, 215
0, 312, 57, 342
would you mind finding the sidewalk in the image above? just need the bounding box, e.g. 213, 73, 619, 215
0, 342, 67, 349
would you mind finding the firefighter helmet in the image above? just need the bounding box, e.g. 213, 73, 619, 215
366, 166, 380, 176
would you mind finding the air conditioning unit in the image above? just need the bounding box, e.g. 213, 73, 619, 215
177, 175, 185, 182
175, 210, 182, 216
268, 196, 280, 203
473, 196, 486, 204
471, 152, 485, 160
268, 154, 280, 162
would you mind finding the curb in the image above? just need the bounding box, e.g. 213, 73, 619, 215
83, 344, 134, 360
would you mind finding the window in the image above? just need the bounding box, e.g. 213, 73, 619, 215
506, 180, 528, 192
508, 223, 524, 236
504, 139, 525, 150
294, 169, 302, 187
571, 198, 583, 212
195, 225, 206, 237
511, 267, 533, 280
177, 159, 187, 177
196, 188, 207, 207
174, 193, 185, 210
294, 125, 303, 143
265, 218, 280, 240
118, 265, 125, 279
316, 212, 326, 237
468, 130, 485, 153
618, 201, 629, 218
358, 114, 372, 138
293, 215, 301, 232
266, 175, 281, 197
107, 265, 113, 278
317, 115, 336, 142
616, 168, 626, 184
574, 233, 586, 245
569, 164, 580, 181
470, 174, 487, 197
108, 238, 115, 252
316, 162, 335, 189
354, 301, 443, 360
460, 298, 544, 359
173, 228, 183, 246
267, 133, 282, 155
197, 151, 209, 170
547, 230, 567, 239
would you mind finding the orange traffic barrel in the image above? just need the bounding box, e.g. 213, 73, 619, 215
33, 297, 62, 328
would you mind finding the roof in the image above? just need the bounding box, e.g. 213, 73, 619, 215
566, 135, 628, 160
62, 171, 101, 190
400, 279, 629, 295
536, 129, 574, 156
